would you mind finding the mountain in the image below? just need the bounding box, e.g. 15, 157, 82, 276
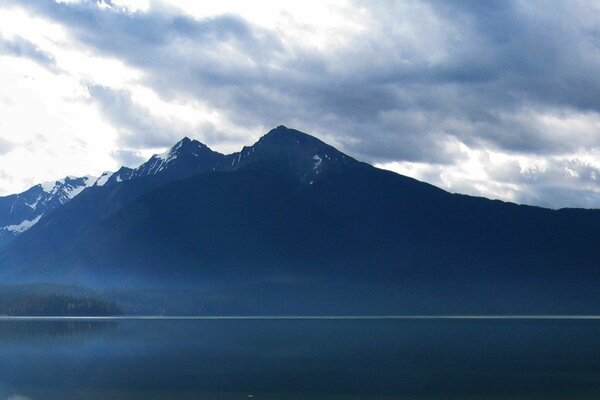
229, 125, 357, 182
1, 126, 600, 315
0, 137, 226, 250
104, 136, 228, 186
0, 176, 97, 248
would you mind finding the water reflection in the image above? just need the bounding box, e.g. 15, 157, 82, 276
1, 320, 600, 399
0, 321, 116, 345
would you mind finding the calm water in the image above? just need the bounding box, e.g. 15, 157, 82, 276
1, 318, 600, 399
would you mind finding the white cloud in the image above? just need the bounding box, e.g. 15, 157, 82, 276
0, 47, 119, 194
160, 0, 364, 50
0, 4, 146, 194
378, 144, 600, 209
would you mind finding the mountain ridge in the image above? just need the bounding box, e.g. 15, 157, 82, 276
0, 175, 99, 248
0, 126, 359, 249
1, 126, 599, 314
0, 134, 230, 248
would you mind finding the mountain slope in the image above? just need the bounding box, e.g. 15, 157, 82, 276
1, 126, 600, 314
0, 137, 229, 275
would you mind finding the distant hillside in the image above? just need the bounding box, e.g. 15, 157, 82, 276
0, 285, 122, 316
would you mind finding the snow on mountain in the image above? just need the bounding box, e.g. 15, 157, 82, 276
0, 137, 227, 248
3, 214, 43, 234
38, 175, 96, 201
0, 175, 98, 245
94, 171, 114, 187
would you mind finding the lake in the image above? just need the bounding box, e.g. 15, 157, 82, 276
1, 318, 600, 399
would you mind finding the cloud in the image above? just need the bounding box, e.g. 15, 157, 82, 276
0, 137, 13, 155
19, 1, 600, 148
0, 35, 56, 70
380, 149, 600, 209
110, 149, 145, 167
2, 0, 600, 207
88, 85, 245, 150
88, 85, 185, 149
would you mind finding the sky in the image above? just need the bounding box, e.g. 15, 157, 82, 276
1, 0, 600, 208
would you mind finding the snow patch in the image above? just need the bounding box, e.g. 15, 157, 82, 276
155, 150, 170, 162
313, 154, 322, 171
2, 214, 43, 234
148, 146, 180, 173
40, 180, 57, 193
83, 175, 96, 188
64, 184, 87, 199
156, 140, 184, 163
55, 176, 96, 200
25, 194, 43, 210
95, 171, 113, 187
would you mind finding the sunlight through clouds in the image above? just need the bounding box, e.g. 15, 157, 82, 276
0, 56, 117, 191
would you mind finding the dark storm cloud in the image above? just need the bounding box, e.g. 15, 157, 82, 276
7, 0, 600, 207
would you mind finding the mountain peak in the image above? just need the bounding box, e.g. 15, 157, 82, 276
123, 136, 226, 180
39, 175, 95, 196
173, 136, 196, 147
259, 125, 322, 145
162, 136, 210, 159
231, 126, 358, 182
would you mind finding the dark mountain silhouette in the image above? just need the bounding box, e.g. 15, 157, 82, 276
1, 126, 599, 314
